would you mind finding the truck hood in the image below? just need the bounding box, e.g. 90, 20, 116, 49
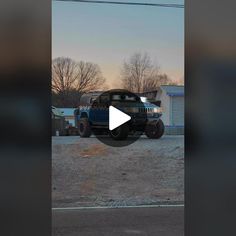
112, 101, 159, 109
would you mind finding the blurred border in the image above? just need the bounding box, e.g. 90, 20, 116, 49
0, 1, 51, 236
1, 0, 236, 235
185, 0, 236, 235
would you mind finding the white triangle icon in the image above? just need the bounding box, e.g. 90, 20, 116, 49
109, 106, 131, 131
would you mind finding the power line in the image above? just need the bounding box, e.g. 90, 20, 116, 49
54, 0, 184, 9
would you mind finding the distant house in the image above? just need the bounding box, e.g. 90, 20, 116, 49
52, 106, 66, 136
142, 85, 184, 134
59, 108, 76, 127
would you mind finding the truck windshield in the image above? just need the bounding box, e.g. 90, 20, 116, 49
111, 94, 140, 102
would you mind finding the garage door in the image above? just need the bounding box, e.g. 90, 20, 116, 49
172, 96, 184, 126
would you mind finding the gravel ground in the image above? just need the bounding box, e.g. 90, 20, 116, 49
52, 135, 184, 208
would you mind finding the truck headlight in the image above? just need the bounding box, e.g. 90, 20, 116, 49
153, 107, 162, 113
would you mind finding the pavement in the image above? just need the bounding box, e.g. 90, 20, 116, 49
52, 206, 184, 236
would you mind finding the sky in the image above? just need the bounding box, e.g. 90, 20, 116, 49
52, 0, 184, 88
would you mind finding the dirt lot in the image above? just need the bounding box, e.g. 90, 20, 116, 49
52, 135, 184, 208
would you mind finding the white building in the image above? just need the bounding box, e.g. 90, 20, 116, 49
59, 108, 76, 127
142, 85, 184, 134
156, 85, 184, 128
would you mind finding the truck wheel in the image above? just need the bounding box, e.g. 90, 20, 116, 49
145, 119, 165, 139
78, 118, 92, 137
109, 124, 129, 140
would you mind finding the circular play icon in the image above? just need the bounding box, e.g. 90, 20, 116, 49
76, 89, 164, 147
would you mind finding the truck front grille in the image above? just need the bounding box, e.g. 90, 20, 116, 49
139, 107, 154, 113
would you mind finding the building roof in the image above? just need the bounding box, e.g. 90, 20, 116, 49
161, 85, 184, 96
58, 108, 76, 116
52, 106, 64, 117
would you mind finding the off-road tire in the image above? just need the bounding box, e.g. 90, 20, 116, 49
78, 118, 92, 137
109, 123, 129, 140
145, 119, 165, 139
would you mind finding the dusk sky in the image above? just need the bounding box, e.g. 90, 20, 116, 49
52, 0, 184, 88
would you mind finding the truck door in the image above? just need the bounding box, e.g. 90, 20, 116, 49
98, 94, 109, 125
74, 108, 80, 128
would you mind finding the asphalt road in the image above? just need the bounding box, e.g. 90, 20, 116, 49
52, 206, 184, 236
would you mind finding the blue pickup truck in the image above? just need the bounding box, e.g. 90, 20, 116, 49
74, 90, 164, 140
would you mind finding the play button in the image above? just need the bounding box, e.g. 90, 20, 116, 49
91, 89, 148, 147
109, 106, 131, 131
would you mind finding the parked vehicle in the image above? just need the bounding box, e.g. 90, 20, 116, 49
74, 90, 164, 140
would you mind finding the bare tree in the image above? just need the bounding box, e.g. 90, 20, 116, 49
52, 57, 105, 106
52, 57, 78, 94
142, 74, 174, 92
76, 61, 105, 93
121, 53, 173, 93
121, 53, 153, 93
